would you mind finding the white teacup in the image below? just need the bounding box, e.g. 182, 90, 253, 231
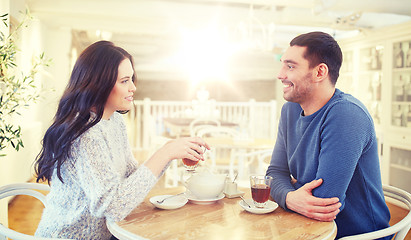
184, 170, 226, 199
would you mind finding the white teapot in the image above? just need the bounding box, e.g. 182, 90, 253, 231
184, 169, 226, 199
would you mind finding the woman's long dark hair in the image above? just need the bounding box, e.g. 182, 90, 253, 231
35, 41, 136, 183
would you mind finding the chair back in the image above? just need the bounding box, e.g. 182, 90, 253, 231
195, 126, 240, 170
196, 125, 239, 139
0, 183, 73, 240
189, 118, 221, 137
244, 149, 273, 175
339, 184, 411, 240
229, 149, 273, 187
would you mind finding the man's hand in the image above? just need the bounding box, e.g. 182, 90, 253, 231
285, 179, 341, 222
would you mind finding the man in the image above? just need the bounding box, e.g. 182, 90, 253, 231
266, 31, 391, 239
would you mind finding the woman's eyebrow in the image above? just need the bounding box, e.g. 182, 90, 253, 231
120, 75, 132, 80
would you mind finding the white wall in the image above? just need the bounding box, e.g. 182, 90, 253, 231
35, 24, 72, 129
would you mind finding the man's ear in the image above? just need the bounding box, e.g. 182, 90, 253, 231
314, 63, 329, 82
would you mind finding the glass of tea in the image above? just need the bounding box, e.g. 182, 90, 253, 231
182, 146, 205, 172
182, 158, 199, 171
250, 175, 273, 208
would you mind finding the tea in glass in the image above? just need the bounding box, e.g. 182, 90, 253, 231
250, 175, 273, 208
182, 146, 205, 171
182, 158, 199, 171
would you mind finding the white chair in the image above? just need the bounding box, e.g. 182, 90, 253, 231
189, 118, 221, 137
339, 184, 411, 240
196, 125, 239, 139
250, 148, 273, 176
197, 126, 240, 173
148, 135, 182, 188
0, 183, 73, 240
229, 149, 273, 187
146, 114, 183, 188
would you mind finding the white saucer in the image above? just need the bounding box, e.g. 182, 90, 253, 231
239, 198, 278, 214
150, 194, 188, 210
186, 192, 225, 205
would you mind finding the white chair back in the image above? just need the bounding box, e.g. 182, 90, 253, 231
196, 125, 239, 139
196, 126, 241, 172
189, 118, 221, 137
0, 183, 73, 240
339, 184, 411, 240
230, 149, 273, 187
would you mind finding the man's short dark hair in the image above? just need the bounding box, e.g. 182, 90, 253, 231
290, 31, 342, 85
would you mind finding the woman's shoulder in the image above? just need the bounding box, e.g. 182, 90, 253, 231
72, 112, 127, 145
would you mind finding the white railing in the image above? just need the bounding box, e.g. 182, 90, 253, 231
125, 98, 278, 151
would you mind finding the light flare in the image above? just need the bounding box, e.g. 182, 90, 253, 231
173, 26, 245, 85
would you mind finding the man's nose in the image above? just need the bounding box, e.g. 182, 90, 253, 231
277, 69, 286, 80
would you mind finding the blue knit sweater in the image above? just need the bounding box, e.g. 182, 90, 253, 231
267, 89, 391, 239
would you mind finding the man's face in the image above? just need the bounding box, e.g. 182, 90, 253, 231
277, 45, 316, 104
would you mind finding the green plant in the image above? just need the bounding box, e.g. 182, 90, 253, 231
0, 10, 50, 156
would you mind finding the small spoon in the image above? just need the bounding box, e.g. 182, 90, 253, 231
232, 173, 238, 183
240, 195, 251, 208
157, 192, 185, 204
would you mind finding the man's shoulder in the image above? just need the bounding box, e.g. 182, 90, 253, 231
333, 89, 361, 102
327, 91, 373, 122
330, 90, 367, 111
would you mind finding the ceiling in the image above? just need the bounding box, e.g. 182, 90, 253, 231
27, 0, 411, 81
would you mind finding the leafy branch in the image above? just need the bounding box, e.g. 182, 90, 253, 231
0, 10, 51, 156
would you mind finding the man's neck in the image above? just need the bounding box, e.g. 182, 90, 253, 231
301, 87, 336, 116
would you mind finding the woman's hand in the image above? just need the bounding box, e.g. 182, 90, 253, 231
144, 137, 210, 176
159, 137, 211, 162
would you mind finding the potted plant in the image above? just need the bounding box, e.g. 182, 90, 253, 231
0, 10, 50, 156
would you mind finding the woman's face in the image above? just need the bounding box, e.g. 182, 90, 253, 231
103, 58, 136, 120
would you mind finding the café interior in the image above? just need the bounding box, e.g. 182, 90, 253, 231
1, 0, 411, 239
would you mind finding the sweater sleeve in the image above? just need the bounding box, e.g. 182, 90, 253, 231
120, 123, 139, 177
266, 104, 295, 210
72, 130, 158, 222
312, 101, 375, 208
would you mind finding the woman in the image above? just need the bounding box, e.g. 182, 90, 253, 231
34, 41, 209, 239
